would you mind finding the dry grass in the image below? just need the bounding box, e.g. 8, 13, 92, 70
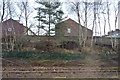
80, 46, 116, 54
53, 48, 80, 54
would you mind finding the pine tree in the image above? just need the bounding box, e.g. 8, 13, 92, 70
35, 0, 65, 37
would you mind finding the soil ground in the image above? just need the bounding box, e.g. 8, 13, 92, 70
2, 54, 119, 78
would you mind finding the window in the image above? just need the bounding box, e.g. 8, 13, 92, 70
67, 28, 71, 33
8, 28, 12, 32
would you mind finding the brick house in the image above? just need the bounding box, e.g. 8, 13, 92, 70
2, 18, 37, 36
1, 18, 27, 50
1, 18, 37, 50
2, 18, 25, 36
55, 18, 93, 41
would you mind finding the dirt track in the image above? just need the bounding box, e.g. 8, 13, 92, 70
2, 55, 119, 78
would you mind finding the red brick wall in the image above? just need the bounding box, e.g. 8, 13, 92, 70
2, 18, 25, 36
63, 19, 79, 36
55, 18, 93, 38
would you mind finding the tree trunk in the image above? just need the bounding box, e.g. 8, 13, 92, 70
1, 0, 5, 22
107, 1, 114, 48
83, 1, 88, 47
91, 1, 97, 47
118, 39, 120, 68
76, 3, 82, 46
0, 23, 2, 53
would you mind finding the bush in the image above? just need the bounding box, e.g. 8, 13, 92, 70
34, 40, 57, 52
2, 51, 35, 58
60, 41, 78, 50
81, 47, 93, 54
2, 51, 86, 60
99, 53, 118, 60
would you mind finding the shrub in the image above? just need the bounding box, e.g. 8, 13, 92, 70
60, 41, 78, 50
2, 51, 34, 58
14, 36, 31, 50
34, 40, 57, 52
2, 51, 86, 60
81, 47, 93, 54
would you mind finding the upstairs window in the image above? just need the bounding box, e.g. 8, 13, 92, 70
8, 28, 12, 32
67, 27, 71, 33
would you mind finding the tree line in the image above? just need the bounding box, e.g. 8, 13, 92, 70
0, 0, 119, 51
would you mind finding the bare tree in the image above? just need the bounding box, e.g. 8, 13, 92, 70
0, 0, 15, 51
6, 0, 16, 19
7, 0, 12, 18
7, 0, 16, 51
1, 0, 6, 50
107, 1, 111, 32
1, 0, 5, 22
114, 2, 118, 30
106, 1, 114, 48
0, 0, 9, 22
16, 1, 36, 36
16, 0, 34, 35
82, 1, 88, 47
16, 2, 25, 21
102, 9, 107, 35
91, 0, 103, 47
83, 0, 93, 47
113, 1, 119, 48
22, 0, 29, 35
69, 0, 94, 47
91, 1, 97, 47
69, 1, 83, 46
0, 0, 6, 52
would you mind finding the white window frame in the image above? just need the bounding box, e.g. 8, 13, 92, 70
67, 27, 71, 33
8, 28, 12, 32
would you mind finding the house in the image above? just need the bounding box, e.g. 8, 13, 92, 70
55, 18, 93, 41
107, 29, 120, 38
2, 18, 37, 36
1, 18, 37, 50
2, 18, 25, 36
95, 29, 120, 48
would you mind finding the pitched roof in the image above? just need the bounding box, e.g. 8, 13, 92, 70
57, 18, 80, 25
56, 18, 92, 31
2, 18, 37, 36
